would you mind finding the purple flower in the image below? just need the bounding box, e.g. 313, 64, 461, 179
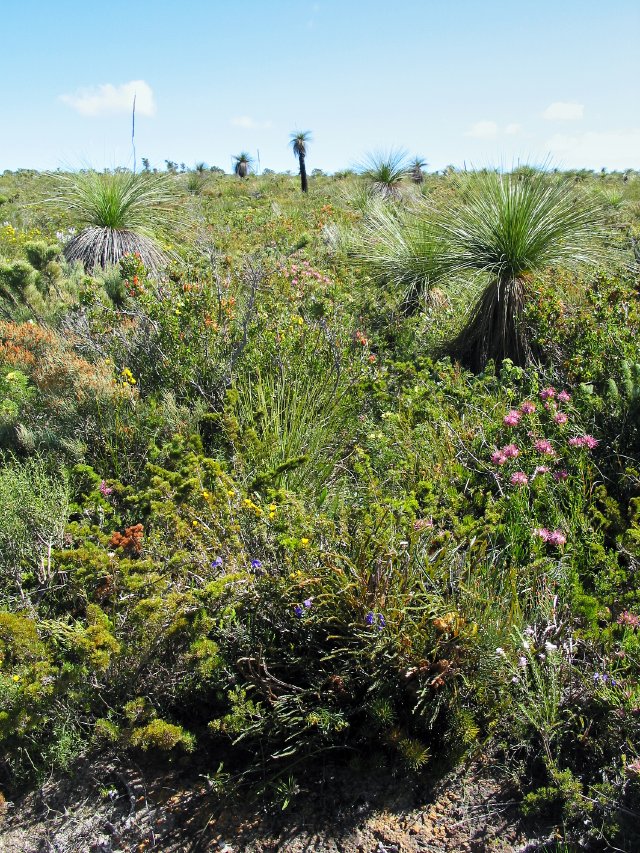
365, 612, 375, 626
557, 390, 572, 403
294, 605, 303, 617
378, 614, 386, 629
303, 597, 313, 608
251, 559, 263, 569
99, 480, 113, 497
540, 387, 556, 400
520, 401, 536, 415
212, 556, 223, 568
510, 471, 529, 487
554, 412, 568, 425
553, 469, 568, 481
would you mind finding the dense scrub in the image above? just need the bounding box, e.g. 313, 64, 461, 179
1, 167, 640, 849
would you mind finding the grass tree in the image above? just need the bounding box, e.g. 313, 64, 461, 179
290, 131, 312, 193
410, 157, 427, 184
51, 169, 176, 273
233, 152, 253, 178
360, 170, 602, 369
360, 149, 409, 199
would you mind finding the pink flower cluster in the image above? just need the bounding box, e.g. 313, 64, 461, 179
281, 261, 332, 286
492, 443, 520, 465
617, 610, 640, 629
534, 528, 567, 546
568, 435, 599, 450
99, 480, 113, 497
503, 409, 521, 426
539, 387, 571, 403
534, 438, 556, 456
510, 471, 529, 486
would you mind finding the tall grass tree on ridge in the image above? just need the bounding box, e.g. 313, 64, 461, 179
233, 152, 253, 178
410, 157, 427, 184
290, 131, 312, 193
50, 169, 177, 273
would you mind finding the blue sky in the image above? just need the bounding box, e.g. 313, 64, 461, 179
1, 0, 639, 173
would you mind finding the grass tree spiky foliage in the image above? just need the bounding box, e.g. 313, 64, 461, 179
357, 200, 441, 314
233, 152, 253, 178
360, 149, 409, 199
51, 170, 176, 274
290, 131, 312, 193
440, 171, 603, 371
360, 170, 602, 368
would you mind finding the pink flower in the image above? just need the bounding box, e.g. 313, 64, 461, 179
547, 529, 567, 546
510, 471, 529, 486
520, 401, 536, 414
534, 439, 555, 455
99, 480, 113, 497
554, 412, 568, 425
534, 465, 550, 475
491, 450, 507, 466
540, 387, 556, 400
618, 611, 640, 629
291, 278, 299, 285
569, 435, 599, 450
534, 527, 551, 541
503, 410, 521, 426
557, 390, 572, 403
534, 527, 566, 546
502, 443, 520, 459
553, 469, 569, 481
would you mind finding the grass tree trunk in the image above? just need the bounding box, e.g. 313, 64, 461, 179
447, 276, 533, 372
299, 153, 308, 193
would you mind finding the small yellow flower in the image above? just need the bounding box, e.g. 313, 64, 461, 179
12, 674, 20, 682
269, 503, 277, 511
301, 537, 310, 546
269, 511, 275, 519
192, 520, 198, 527
243, 498, 252, 507
227, 490, 235, 497
202, 490, 210, 499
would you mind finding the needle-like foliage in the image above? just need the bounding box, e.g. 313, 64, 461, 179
360, 149, 409, 199
50, 170, 177, 273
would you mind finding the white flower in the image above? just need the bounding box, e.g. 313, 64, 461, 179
545, 641, 558, 653
496, 647, 507, 658
518, 656, 528, 668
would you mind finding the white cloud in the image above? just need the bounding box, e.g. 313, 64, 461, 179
60, 80, 156, 117
505, 123, 522, 135
465, 120, 499, 139
543, 102, 584, 121
546, 129, 640, 170
230, 116, 273, 129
